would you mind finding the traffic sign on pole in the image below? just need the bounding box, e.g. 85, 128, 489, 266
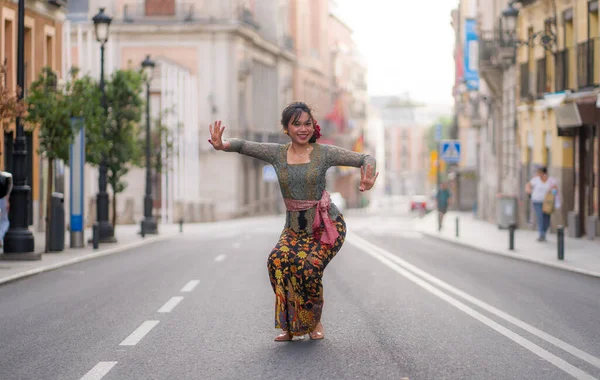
441, 140, 461, 164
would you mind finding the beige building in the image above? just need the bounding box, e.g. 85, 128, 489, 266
1, 0, 67, 232
65, 0, 297, 223
515, 0, 599, 238
475, 0, 521, 224
326, 2, 369, 208
370, 96, 448, 196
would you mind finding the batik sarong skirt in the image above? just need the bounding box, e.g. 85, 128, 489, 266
267, 214, 347, 336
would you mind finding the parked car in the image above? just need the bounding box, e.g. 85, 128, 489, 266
410, 195, 429, 212
330, 192, 346, 213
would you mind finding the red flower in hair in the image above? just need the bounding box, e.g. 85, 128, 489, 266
313, 120, 322, 140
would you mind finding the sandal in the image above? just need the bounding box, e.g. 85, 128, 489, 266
309, 323, 325, 340
274, 331, 293, 342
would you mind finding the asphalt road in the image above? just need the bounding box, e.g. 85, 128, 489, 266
0, 213, 599, 380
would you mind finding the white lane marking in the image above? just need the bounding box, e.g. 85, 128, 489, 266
158, 296, 184, 313
80, 361, 117, 380
119, 320, 159, 346
181, 280, 200, 292
348, 232, 600, 371
214, 254, 226, 262
348, 234, 598, 380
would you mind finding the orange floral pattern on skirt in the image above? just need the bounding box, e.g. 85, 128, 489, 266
267, 214, 347, 336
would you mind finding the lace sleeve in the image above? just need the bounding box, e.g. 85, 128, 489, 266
226, 138, 281, 165
325, 144, 376, 170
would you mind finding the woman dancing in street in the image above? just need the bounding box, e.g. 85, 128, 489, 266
208, 102, 378, 341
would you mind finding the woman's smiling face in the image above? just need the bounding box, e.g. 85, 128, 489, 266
286, 111, 314, 145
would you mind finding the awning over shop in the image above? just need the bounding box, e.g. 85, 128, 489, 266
542, 90, 599, 136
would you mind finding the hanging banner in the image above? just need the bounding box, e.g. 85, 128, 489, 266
464, 18, 480, 91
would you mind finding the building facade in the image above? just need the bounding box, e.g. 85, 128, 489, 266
326, 2, 369, 208
64, 0, 298, 223
370, 95, 448, 197
451, 0, 481, 212
476, 0, 521, 224
515, 0, 599, 238
1, 0, 67, 232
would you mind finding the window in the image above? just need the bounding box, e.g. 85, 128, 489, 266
145, 0, 175, 16
4, 19, 14, 89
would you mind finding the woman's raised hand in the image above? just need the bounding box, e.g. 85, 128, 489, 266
359, 164, 379, 192
208, 120, 226, 150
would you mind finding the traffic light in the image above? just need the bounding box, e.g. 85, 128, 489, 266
0, 171, 13, 199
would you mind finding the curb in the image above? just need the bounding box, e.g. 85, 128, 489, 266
419, 230, 600, 279
0, 233, 178, 286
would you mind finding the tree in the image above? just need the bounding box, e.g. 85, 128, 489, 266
0, 63, 27, 126
25, 66, 103, 252
101, 69, 144, 228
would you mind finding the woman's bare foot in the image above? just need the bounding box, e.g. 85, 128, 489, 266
274, 331, 293, 342
309, 322, 324, 340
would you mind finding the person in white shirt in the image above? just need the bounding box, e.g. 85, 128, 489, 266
525, 166, 558, 242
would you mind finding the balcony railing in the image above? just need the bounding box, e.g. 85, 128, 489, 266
536, 57, 547, 96
519, 62, 530, 99
123, 2, 195, 22
479, 29, 517, 68
577, 38, 600, 89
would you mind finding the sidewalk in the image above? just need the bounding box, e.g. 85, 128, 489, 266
0, 223, 182, 285
415, 211, 600, 278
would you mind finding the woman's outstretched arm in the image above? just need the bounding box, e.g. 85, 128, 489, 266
325, 144, 378, 192
325, 144, 376, 170
209, 120, 280, 164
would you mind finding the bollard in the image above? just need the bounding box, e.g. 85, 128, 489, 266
179, 218, 183, 233
508, 224, 516, 251
557, 225, 564, 260
92, 223, 99, 250
455, 217, 459, 237
140, 221, 145, 238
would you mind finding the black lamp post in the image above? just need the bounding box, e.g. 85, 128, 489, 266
3, 0, 37, 259
140, 55, 158, 235
92, 8, 116, 243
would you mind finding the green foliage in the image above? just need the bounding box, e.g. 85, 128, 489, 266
67, 67, 106, 165
102, 69, 144, 199
425, 116, 453, 153
25, 66, 104, 252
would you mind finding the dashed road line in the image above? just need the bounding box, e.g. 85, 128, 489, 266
119, 320, 159, 346
158, 296, 184, 313
80, 361, 117, 380
181, 280, 200, 292
214, 254, 226, 262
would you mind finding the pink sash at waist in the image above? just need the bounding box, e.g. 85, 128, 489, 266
283, 190, 340, 246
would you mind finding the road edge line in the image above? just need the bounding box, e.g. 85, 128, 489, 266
419, 230, 600, 279
0, 233, 177, 286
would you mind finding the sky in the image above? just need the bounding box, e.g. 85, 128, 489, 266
336, 0, 460, 106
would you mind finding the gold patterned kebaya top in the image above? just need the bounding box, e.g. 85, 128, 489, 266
226, 139, 376, 234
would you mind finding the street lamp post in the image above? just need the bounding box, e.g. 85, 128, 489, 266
3, 0, 37, 259
92, 8, 116, 243
141, 55, 158, 235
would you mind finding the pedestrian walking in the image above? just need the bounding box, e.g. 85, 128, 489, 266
525, 166, 558, 241
208, 102, 378, 342
437, 182, 451, 230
